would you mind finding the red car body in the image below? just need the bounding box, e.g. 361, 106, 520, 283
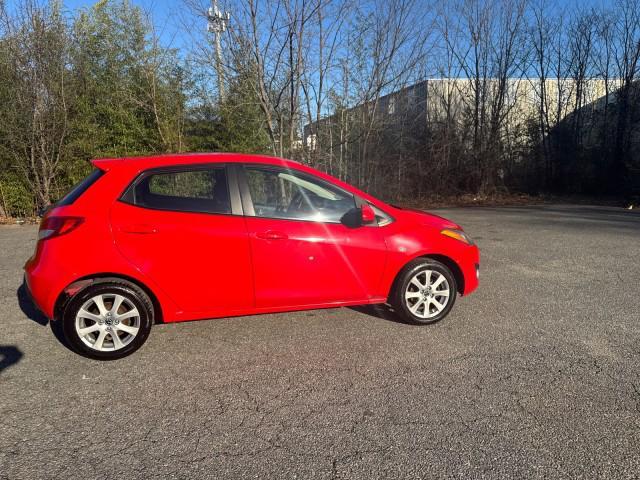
25, 153, 479, 324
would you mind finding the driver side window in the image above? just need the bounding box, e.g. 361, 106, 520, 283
244, 166, 356, 223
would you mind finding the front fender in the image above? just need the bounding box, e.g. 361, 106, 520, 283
378, 224, 479, 298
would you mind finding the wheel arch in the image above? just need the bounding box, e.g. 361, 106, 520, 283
389, 253, 465, 299
53, 273, 164, 324
424, 254, 465, 294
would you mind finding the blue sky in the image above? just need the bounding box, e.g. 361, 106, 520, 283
54, 0, 621, 16
9, 0, 622, 53
61, 0, 200, 51
62, 0, 178, 20
4, 0, 626, 72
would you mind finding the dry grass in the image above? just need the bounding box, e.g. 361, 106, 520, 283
0, 216, 38, 225
395, 193, 634, 210
396, 192, 539, 210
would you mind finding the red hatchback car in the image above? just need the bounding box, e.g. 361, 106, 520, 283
25, 154, 479, 359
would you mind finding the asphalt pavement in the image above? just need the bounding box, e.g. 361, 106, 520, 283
1, 205, 639, 479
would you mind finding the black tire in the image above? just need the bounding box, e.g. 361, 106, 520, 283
390, 258, 457, 325
62, 278, 153, 360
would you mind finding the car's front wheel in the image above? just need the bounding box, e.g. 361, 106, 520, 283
391, 258, 457, 325
62, 279, 153, 360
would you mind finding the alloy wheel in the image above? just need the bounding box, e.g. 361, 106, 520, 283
74, 294, 141, 351
404, 270, 451, 319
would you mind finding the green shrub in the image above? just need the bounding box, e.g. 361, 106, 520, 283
0, 177, 34, 217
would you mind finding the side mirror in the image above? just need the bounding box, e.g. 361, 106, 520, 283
340, 204, 376, 228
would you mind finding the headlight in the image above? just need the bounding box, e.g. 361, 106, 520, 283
440, 228, 474, 245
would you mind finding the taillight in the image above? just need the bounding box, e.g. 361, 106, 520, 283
38, 216, 84, 241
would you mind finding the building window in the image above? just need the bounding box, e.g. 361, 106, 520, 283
407, 87, 416, 107
306, 134, 317, 151
388, 97, 396, 115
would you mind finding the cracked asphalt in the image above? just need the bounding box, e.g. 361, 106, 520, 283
1, 205, 639, 479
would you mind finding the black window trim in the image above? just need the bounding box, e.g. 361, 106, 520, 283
119, 162, 243, 216
237, 163, 361, 225
56, 168, 105, 207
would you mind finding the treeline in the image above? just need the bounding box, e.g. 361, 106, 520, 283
1, 0, 639, 217
292, 0, 640, 200
0, 1, 184, 215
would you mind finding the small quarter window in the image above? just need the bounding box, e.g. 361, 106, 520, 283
56, 169, 104, 206
370, 204, 393, 226
133, 168, 231, 214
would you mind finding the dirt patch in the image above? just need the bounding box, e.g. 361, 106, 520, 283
0, 216, 39, 225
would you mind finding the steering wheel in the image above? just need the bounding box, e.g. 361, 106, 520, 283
284, 191, 299, 213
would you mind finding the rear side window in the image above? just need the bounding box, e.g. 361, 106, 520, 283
56, 169, 104, 206
132, 167, 231, 214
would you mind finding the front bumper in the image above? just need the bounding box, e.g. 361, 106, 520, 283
459, 246, 480, 295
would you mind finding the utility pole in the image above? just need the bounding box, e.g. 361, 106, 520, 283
207, 0, 230, 101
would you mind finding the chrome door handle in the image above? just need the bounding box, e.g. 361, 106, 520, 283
256, 231, 288, 240
120, 224, 158, 234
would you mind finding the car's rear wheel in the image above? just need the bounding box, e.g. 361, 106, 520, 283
391, 258, 457, 325
62, 279, 153, 360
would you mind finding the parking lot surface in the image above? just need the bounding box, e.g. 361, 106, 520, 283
1, 205, 639, 479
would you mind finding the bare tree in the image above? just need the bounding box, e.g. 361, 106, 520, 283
593, 10, 616, 169
567, 9, 597, 147
0, 0, 73, 208
611, 0, 640, 192
344, 0, 430, 192
529, 0, 555, 188
142, 16, 188, 153
443, 0, 528, 192
299, 0, 349, 169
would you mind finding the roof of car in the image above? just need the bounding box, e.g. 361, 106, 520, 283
91, 153, 301, 171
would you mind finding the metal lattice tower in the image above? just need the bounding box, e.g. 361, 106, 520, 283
207, 0, 230, 100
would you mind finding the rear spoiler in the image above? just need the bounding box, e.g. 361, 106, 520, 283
91, 157, 122, 171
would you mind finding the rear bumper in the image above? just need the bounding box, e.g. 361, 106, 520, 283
22, 273, 46, 318
24, 253, 62, 320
